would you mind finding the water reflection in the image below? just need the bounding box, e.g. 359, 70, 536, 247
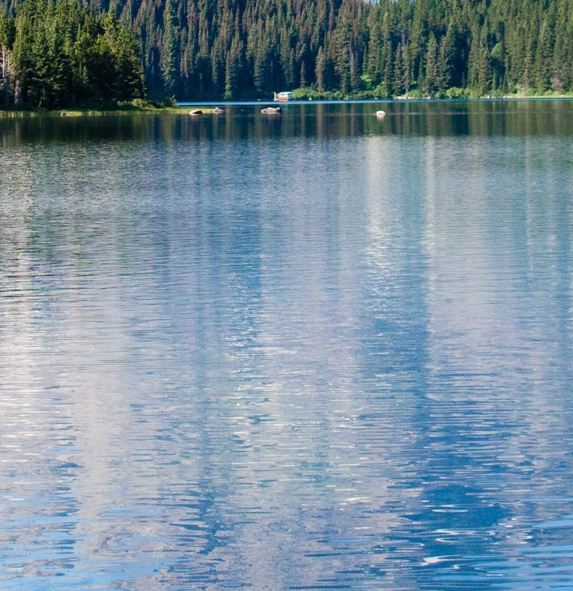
1, 103, 573, 590
3, 100, 573, 146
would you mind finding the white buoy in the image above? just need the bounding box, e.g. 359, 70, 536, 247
376, 110, 386, 118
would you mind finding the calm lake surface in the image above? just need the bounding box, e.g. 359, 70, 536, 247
2, 100, 573, 590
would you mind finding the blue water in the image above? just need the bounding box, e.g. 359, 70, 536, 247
2, 101, 573, 590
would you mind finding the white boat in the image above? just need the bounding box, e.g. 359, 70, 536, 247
274, 91, 293, 102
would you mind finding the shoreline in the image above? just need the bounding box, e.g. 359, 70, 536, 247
179, 95, 573, 106
0, 106, 215, 118
2, 95, 573, 117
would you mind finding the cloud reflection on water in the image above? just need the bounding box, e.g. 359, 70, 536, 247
1, 104, 573, 590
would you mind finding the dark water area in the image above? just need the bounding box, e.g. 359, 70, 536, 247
3, 99, 573, 145
1, 100, 573, 590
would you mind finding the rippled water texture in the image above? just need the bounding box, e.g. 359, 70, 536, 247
2, 100, 573, 590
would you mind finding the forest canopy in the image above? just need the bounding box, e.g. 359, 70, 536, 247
0, 0, 144, 108
2, 0, 573, 105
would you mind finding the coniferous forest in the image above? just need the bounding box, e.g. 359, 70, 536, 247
0, 0, 145, 107
2, 0, 573, 107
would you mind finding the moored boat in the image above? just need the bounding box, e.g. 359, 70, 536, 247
274, 91, 293, 102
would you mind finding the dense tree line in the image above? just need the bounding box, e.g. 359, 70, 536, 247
0, 0, 144, 107
363, 0, 573, 98
3, 0, 573, 103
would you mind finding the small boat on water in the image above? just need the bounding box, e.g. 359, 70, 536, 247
274, 91, 293, 102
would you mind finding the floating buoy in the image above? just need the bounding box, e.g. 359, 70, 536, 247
376, 110, 386, 118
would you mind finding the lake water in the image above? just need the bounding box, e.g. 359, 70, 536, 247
2, 100, 573, 590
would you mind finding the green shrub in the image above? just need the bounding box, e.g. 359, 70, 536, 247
446, 87, 471, 99
160, 96, 177, 108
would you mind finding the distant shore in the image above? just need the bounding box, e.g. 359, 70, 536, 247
0, 106, 217, 118
3, 95, 573, 118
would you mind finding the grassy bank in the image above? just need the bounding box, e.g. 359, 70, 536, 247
0, 107, 218, 118
0, 99, 217, 118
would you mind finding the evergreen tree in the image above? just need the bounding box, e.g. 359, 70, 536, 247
315, 45, 325, 91
4, 0, 143, 108
0, 13, 15, 103
436, 29, 453, 92
424, 31, 437, 95
160, 0, 177, 95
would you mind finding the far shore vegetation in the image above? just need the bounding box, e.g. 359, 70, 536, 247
0, 98, 221, 116
2, 94, 573, 120
0, 0, 145, 110
2, 0, 573, 109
